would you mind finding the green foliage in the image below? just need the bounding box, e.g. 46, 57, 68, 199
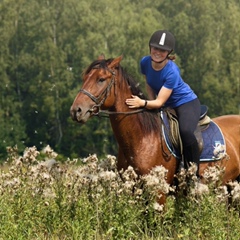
0, 148, 240, 239
0, 0, 239, 158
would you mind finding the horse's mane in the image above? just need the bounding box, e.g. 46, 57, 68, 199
83, 58, 161, 134
83, 59, 113, 75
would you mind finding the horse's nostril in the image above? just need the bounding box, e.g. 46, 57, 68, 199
70, 106, 81, 120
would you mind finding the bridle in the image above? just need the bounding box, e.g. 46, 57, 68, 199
79, 67, 145, 117
79, 67, 115, 115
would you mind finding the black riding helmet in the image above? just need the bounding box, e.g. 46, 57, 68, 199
149, 30, 175, 52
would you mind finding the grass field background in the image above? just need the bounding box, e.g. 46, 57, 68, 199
0, 146, 239, 240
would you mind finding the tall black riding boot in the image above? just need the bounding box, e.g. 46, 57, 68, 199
183, 140, 200, 177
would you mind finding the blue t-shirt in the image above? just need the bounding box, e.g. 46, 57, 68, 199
140, 56, 197, 108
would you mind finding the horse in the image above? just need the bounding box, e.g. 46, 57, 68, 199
70, 55, 240, 205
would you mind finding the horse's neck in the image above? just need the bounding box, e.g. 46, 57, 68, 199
109, 114, 142, 144
109, 114, 139, 133
109, 81, 152, 146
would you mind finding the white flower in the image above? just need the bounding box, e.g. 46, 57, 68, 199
215, 186, 229, 202
41, 145, 58, 158
99, 170, 117, 181
190, 182, 209, 197
203, 166, 225, 183
153, 202, 164, 212
122, 166, 138, 181
228, 181, 240, 202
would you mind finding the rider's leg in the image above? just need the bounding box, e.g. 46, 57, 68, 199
175, 98, 201, 176
183, 140, 200, 177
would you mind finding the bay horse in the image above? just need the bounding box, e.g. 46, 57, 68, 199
70, 55, 240, 205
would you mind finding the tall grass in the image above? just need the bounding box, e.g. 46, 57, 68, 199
0, 146, 239, 240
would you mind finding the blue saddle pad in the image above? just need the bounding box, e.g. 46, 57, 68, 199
199, 121, 226, 161
161, 111, 226, 162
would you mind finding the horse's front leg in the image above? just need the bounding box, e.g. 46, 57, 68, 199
157, 192, 167, 206
116, 147, 129, 173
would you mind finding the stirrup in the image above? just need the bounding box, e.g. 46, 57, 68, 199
200, 105, 208, 120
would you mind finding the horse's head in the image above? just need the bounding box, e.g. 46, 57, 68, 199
70, 55, 123, 123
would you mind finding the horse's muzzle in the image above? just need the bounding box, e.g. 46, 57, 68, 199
70, 105, 92, 123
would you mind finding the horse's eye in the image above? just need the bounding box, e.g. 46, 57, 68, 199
98, 78, 105, 83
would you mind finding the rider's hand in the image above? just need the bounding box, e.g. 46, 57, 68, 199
125, 95, 144, 108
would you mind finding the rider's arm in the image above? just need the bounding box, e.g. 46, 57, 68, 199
125, 86, 172, 109
144, 86, 172, 109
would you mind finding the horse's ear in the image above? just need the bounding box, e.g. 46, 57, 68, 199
108, 55, 123, 68
98, 53, 105, 60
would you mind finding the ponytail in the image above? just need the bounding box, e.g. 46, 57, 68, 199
168, 54, 176, 61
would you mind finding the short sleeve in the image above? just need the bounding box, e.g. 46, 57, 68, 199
140, 56, 148, 75
163, 71, 177, 89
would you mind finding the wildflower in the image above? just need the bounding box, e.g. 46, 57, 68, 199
228, 181, 240, 202
121, 166, 138, 181
123, 180, 136, 190
213, 144, 226, 159
128, 200, 137, 205
4, 177, 21, 189
41, 145, 58, 159
99, 170, 117, 181
41, 172, 51, 180
14, 157, 23, 167
143, 174, 160, 187
98, 155, 116, 171
142, 165, 170, 195
190, 182, 209, 197
153, 202, 164, 212
110, 181, 119, 190
203, 166, 225, 184
82, 154, 98, 163
22, 146, 40, 164
40, 159, 57, 171
175, 168, 188, 189
187, 163, 198, 176
134, 188, 143, 196
42, 188, 56, 199
215, 186, 229, 203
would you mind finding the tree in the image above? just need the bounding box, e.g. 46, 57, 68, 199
0, 0, 27, 157
161, 0, 240, 116
0, 0, 239, 160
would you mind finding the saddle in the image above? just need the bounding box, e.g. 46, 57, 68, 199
161, 105, 226, 161
163, 105, 210, 157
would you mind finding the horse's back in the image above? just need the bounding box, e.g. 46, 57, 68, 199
213, 114, 239, 147
212, 114, 240, 179
212, 114, 240, 123
213, 114, 239, 136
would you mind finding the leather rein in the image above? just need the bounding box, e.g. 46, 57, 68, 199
79, 67, 145, 117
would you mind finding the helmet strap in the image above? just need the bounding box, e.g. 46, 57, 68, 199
151, 50, 173, 64
151, 57, 167, 64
